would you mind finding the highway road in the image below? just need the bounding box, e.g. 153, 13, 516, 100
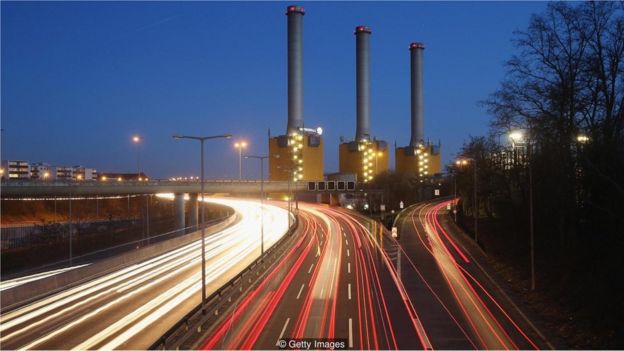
394, 199, 550, 350
0, 198, 290, 350
201, 204, 432, 350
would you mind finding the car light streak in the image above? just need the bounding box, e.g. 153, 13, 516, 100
0, 264, 91, 292
405, 200, 537, 350
0, 198, 289, 350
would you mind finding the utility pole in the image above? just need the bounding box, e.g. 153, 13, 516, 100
245, 155, 269, 258
173, 133, 232, 313
474, 163, 478, 243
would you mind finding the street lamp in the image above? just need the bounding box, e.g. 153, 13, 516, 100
245, 155, 269, 258
132, 135, 142, 179
456, 157, 478, 243
509, 129, 535, 291
576, 134, 590, 144
452, 168, 458, 222
234, 141, 248, 180
172, 133, 232, 312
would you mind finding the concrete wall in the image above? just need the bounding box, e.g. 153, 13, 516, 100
1, 214, 238, 311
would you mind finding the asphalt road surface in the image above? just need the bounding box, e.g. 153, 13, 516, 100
201, 203, 432, 350
0, 198, 289, 350
394, 199, 551, 350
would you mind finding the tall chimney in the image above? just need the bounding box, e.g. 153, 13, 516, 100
286, 5, 305, 135
355, 26, 372, 142
409, 42, 425, 147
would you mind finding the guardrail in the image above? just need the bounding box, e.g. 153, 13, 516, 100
151, 212, 300, 350
0, 213, 238, 310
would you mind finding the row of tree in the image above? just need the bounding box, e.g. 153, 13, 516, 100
454, 2, 623, 348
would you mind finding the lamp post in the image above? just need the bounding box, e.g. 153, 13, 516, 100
456, 157, 477, 243
509, 130, 535, 291
245, 155, 269, 258
132, 135, 142, 178
173, 133, 232, 312
234, 141, 248, 180
453, 168, 458, 222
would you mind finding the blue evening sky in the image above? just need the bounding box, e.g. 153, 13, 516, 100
1, 1, 546, 179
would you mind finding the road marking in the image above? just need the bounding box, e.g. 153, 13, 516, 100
345, 239, 349, 246
296, 284, 305, 299
348, 262, 351, 274
347, 249, 350, 257
348, 318, 353, 348
276, 318, 290, 346
308, 264, 314, 274
320, 287, 324, 298
348, 283, 351, 300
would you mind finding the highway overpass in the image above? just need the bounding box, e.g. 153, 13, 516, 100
0, 180, 310, 198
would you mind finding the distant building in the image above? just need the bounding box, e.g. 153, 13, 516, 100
73, 166, 97, 180
54, 166, 74, 180
1, 160, 31, 180
98, 172, 149, 182
30, 162, 53, 180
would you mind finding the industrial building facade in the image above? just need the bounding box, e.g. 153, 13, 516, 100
269, 5, 324, 183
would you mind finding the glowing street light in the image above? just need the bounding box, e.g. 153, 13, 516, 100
43, 171, 50, 180
577, 134, 590, 144
234, 141, 248, 180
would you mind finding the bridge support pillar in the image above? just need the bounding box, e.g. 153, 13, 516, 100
188, 193, 199, 229
174, 193, 186, 230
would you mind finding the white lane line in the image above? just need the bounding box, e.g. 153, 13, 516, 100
320, 286, 324, 299
276, 318, 290, 346
348, 262, 351, 274
345, 239, 349, 246
348, 284, 351, 300
296, 284, 305, 299
347, 249, 350, 257
348, 318, 353, 348
308, 264, 314, 274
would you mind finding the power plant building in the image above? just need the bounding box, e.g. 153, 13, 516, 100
339, 26, 389, 183
395, 42, 441, 177
269, 5, 324, 182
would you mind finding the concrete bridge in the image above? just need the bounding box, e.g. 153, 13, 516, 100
0, 179, 309, 198
1, 179, 313, 231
